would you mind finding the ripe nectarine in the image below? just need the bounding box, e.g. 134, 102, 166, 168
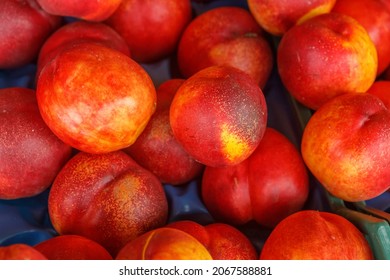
170, 65, 267, 167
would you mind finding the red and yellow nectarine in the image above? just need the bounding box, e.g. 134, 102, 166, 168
170, 65, 267, 167
332, 0, 390, 75
48, 151, 168, 256
247, 0, 337, 36
301, 93, 390, 202
259, 210, 373, 260
277, 12, 377, 110
167, 220, 258, 260
116, 227, 212, 260
36, 42, 156, 154
36, 20, 130, 77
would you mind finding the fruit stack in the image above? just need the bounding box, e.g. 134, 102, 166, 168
0, 0, 389, 260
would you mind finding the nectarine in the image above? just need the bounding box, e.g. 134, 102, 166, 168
177, 6, 273, 88
106, 0, 192, 63
332, 0, 390, 75
170, 65, 267, 167
259, 210, 373, 260
36, 20, 130, 77
247, 0, 337, 36
34, 235, 113, 260
36, 42, 156, 154
301, 93, 390, 202
36, 0, 122, 21
115, 227, 212, 260
201, 127, 309, 227
0, 87, 72, 199
167, 220, 258, 260
277, 12, 377, 110
124, 79, 204, 185
0, 0, 62, 68
48, 151, 168, 256
0, 244, 47, 260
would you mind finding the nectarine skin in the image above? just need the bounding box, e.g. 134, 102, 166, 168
367, 81, 390, 109
34, 235, 113, 260
278, 12, 377, 110
36, 0, 122, 21
247, 0, 337, 35
167, 220, 258, 260
301, 93, 390, 202
202, 127, 309, 227
170, 65, 268, 167
48, 151, 168, 256
106, 0, 192, 63
332, 0, 390, 75
177, 6, 273, 88
36, 20, 130, 77
260, 210, 373, 260
36, 42, 156, 154
115, 227, 213, 260
0, 0, 62, 68
0, 88, 72, 199
0, 244, 47, 260
124, 79, 204, 185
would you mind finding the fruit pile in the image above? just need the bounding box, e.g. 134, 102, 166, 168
0, 0, 389, 260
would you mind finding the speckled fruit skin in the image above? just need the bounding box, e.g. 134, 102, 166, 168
36, 20, 130, 77
247, 0, 337, 36
201, 127, 309, 228
115, 227, 213, 260
277, 12, 378, 110
177, 6, 273, 89
301, 93, 390, 202
106, 0, 192, 63
259, 210, 373, 260
0, 244, 47, 260
36, 0, 122, 21
124, 79, 204, 185
169, 65, 267, 167
367, 81, 390, 110
48, 151, 168, 256
34, 235, 113, 260
36, 42, 156, 154
167, 220, 258, 260
332, 0, 390, 75
0, 88, 72, 199
0, 0, 62, 69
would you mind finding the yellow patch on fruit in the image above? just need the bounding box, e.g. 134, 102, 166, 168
220, 123, 249, 163
297, 4, 334, 26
